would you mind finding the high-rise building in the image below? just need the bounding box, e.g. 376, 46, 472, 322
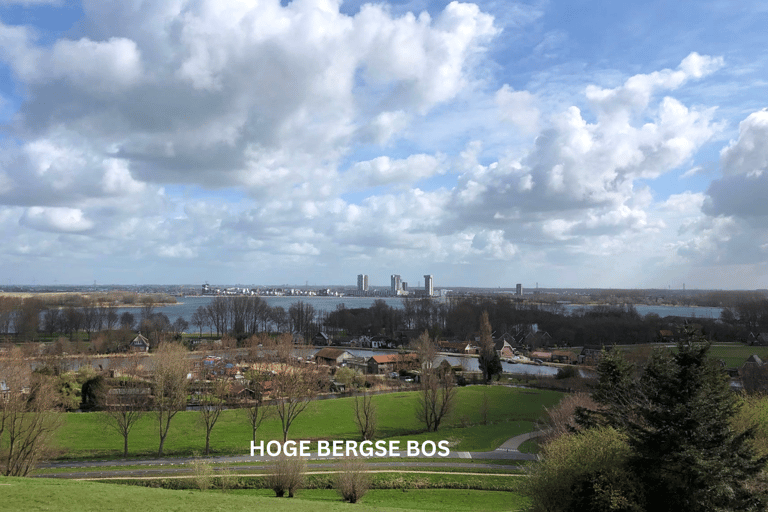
424, 275, 433, 296
357, 274, 369, 293
390, 274, 401, 295
516, 283, 523, 296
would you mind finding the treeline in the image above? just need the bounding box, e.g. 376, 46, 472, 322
0, 294, 176, 339
326, 296, 768, 347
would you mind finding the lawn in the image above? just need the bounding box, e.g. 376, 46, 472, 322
708, 343, 768, 368
52, 386, 563, 459
0, 477, 530, 512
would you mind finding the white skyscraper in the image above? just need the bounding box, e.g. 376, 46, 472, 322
424, 275, 433, 296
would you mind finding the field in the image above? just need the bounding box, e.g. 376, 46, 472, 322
707, 343, 768, 368
53, 386, 563, 459
0, 477, 531, 512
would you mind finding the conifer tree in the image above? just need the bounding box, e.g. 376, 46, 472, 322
628, 329, 767, 511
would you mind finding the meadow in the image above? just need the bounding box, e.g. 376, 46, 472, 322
0, 477, 531, 512
53, 386, 563, 460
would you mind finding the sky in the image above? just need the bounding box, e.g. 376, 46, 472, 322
1, 0, 768, 290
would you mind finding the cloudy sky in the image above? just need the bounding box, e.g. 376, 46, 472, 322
1, 0, 767, 289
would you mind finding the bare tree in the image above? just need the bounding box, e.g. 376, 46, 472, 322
191, 305, 208, 341
101, 378, 150, 457
198, 378, 230, 456
0, 348, 62, 476
353, 392, 377, 441
272, 363, 320, 442
152, 342, 189, 456
413, 331, 455, 432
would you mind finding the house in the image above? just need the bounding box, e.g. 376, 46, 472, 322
344, 356, 369, 374
313, 332, 333, 346
367, 353, 418, 375
530, 351, 553, 362
748, 333, 768, 346
578, 345, 607, 365
129, 333, 150, 352
439, 341, 477, 354
658, 330, 675, 342
552, 350, 577, 364
314, 347, 354, 367
494, 339, 514, 358
524, 331, 553, 349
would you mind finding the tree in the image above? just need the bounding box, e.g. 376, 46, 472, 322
120, 311, 135, 330
626, 333, 768, 511
191, 305, 208, 340
198, 378, 229, 456
101, 376, 149, 457
243, 368, 272, 443
289, 301, 316, 341
153, 342, 189, 456
353, 391, 377, 441
570, 330, 768, 511
477, 311, 501, 383
0, 347, 62, 476
272, 363, 320, 442
412, 331, 456, 432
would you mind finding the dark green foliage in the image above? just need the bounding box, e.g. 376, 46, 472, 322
566, 329, 768, 512
554, 365, 578, 380
80, 375, 107, 411
628, 332, 768, 512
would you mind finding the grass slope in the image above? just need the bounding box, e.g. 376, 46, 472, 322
53, 386, 563, 459
1, 477, 530, 512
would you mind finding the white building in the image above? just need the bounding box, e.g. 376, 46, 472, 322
424, 274, 433, 296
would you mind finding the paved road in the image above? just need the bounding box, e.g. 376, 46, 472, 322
36, 431, 545, 479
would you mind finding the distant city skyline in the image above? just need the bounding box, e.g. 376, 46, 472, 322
1, 2, 768, 289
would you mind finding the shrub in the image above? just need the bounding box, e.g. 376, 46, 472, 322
266, 455, 306, 498
555, 365, 578, 379
540, 392, 599, 443
524, 427, 642, 512
335, 457, 371, 503
190, 456, 214, 491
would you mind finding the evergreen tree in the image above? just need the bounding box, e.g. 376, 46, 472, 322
628, 329, 767, 511
477, 311, 500, 383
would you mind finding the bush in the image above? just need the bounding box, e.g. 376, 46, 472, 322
524, 427, 642, 512
265, 455, 306, 498
190, 456, 214, 491
335, 457, 371, 503
555, 365, 578, 379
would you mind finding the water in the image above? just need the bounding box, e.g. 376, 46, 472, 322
114, 296, 406, 327
124, 296, 724, 328
564, 304, 723, 319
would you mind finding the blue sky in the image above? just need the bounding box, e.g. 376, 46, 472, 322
1, 0, 768, 289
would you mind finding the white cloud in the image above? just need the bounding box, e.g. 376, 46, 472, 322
20, 206, 93, 233
720, 109, 768, 176
495, 85, 539, 133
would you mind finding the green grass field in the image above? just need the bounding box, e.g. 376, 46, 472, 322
0, 477, 530, 512
707, 343, 768, 368
53, 386, 563, 460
